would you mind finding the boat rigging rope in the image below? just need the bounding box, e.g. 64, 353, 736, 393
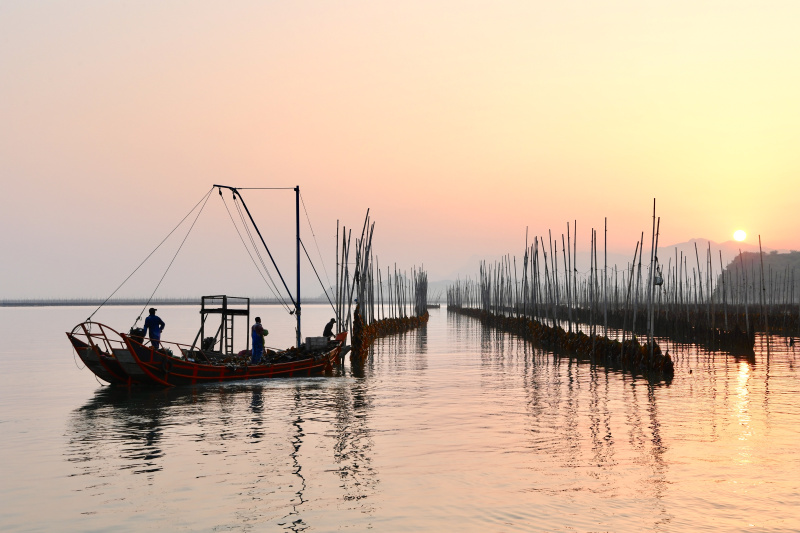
231, 193, 295, 312
300, 238, 338, 318
224, 187, 297, 309
299, 193, 334, 293
132, 188, 214, 328
86, 187, 214, 322
220, 192, 293, 313
72, 348, 85, 370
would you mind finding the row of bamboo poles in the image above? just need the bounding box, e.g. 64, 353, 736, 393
448, 202, 798, 354
334, 211, 429, 359
447, 201, 674, 378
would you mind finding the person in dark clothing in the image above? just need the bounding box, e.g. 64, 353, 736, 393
142, 308, 165, 350
251, 317, 268, 364
323, 318, 336, 339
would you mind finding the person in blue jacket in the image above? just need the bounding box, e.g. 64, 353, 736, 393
251, 317, 268, 364
142, 308, 165, 350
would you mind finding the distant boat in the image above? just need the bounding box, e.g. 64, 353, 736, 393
67, 185, 347, 387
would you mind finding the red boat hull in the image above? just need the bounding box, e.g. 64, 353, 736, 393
69, 323, 347, 388
120, 332, 347, 387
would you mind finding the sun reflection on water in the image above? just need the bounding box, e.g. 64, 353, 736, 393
735, 361, 752, 464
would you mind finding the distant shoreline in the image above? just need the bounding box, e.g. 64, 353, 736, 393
0, 297, 329, 308
0, 298, 444, 308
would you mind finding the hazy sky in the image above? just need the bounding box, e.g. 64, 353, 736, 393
2, 1, 798, 298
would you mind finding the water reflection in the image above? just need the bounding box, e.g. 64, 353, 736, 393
363, 323, 429, 377
735, 361, 752, 464
66, 387, 167, 480
54, 309, 800, 532
645, 382, 669, 526
249, 387, 263, 442
65, 374, 380, 530
331, 377, 378, 515
278, 389, 308, 532
471, 319, 677, 528
588, 366, 615, 487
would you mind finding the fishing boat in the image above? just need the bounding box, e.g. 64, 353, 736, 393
67, 185, 347, 387
67, 304, 347, 387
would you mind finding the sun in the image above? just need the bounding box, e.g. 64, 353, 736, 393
733, 230, 746, 242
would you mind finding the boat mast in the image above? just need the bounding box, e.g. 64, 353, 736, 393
212, 184, 299, 330
295, 185, 301, 348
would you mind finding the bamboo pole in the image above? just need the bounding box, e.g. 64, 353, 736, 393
720, 250, 728, 330
740, 249, 749, 334
759, 235, 769, 355
566, 223, 573, 331
604, 217, 608, 338
621, 241, 640, 358
633, 232, 644, 335
649, 216, 660, 358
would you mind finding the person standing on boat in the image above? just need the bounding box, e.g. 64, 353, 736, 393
142, 308, 165, 350
323, 318, 336, 339
251, 317, 268, 364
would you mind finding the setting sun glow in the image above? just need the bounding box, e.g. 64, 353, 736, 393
734, 230, 747, 242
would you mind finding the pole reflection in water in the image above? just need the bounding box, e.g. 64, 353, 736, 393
367, 322, 429, 375
331, 375, 378, 514
277, 389, 308, 532
588, 366, 614, 491
466, 314, 680, 530
645, 382, 669, 528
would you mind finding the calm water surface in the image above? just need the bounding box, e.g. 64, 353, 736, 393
1, 305, 798, 532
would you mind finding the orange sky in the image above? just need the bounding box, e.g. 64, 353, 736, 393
1, 2, 798, 297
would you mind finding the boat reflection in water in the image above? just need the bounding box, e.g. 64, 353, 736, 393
65, 374, 379, 531
66, 387, 168, 479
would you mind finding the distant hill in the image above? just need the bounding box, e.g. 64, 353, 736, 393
655, 238, 773, 271
712, 250, 800, 304
722, 250, 800, 275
